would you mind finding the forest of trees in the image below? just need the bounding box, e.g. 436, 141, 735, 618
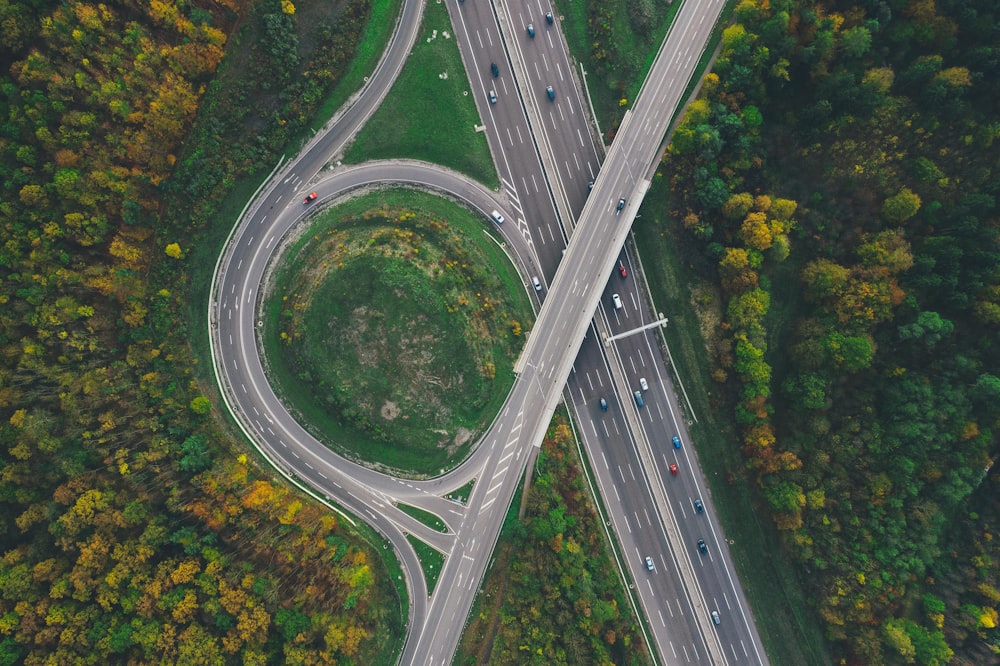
660, 0, 999, 662
0, 0, 401, 663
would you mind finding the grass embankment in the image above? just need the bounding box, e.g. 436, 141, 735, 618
554, 0, 681, 136
397, 503, 449, 533
633, 181, 833, 666
446, 479, 475, 505
261, 189, 532, 476
406, 535, 445, 595
344, 0, 497, 187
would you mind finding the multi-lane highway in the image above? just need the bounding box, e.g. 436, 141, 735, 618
210, 0, 766, 663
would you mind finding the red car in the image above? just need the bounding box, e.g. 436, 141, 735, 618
619, 263, 627, 278
669, 464, 678, 476
303, 191, 318, 203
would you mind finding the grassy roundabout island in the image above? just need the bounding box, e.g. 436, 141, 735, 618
262, 188, 533, 476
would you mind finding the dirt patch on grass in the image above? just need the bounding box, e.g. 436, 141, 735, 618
380, 400, 400, 420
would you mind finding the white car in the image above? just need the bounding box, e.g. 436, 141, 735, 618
639, 377, 648, 391
612, 294, 623, 310
645, 556, 655, 571
490, 210, 504, 224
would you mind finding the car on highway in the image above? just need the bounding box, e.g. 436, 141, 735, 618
616, 197, 626, 213
612, 293, 623, 309
491, 62, 499, 77
619, 262, 627, 277
672, 435, 681, 448
634, 391, 644, 407
588, 180, 594, 191
546, 85, 555, 100
645, 556, 655, 571
545, 11, 554, 24
599, 398, 607, 411
488, 90, 497, 104
303, 191, 317, 203
527, 23, 535, 37
490, 210, 504, 224
669, 463, 678, 475
698, 539, 708, 555
639, 377, 648, 391
694, 498, 704, 513
711, 610, 721, 626
532, 276, 542, 292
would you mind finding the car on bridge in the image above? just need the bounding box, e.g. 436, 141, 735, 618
616, 197, 626, 213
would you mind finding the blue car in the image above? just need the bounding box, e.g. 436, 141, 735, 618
546, 85, 555, 100
600, 398, 608, 411
634, 391, 644, 407
527, 23, 535, 37
694, 498, 704, 513
672, 435, 681, 449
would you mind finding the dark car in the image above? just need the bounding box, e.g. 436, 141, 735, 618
698, 539, 708, 555
546, 85, 555, 100
527, 23, 535, 37
694, 498, 704, 513
545, 11, 554, 25
303, 191, 318, 204
616, 197, 626, 213
491, 62, 499, 77
600, 398, 608, 411
619, 263, 627, 278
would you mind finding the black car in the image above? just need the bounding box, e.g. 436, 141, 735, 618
491, 62, 499, 77
616, 197, 626, 213
698, 539, 708, 555
545, 11, 554, 24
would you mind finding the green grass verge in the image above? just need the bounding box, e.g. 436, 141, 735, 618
445, 479, 474, 505
397, 503, 449, 533
406, 534, 445, 595
343, 0, 497, 186
259, 188, 532, 476
632, 180, 834, 666
310, 0, 403, 132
